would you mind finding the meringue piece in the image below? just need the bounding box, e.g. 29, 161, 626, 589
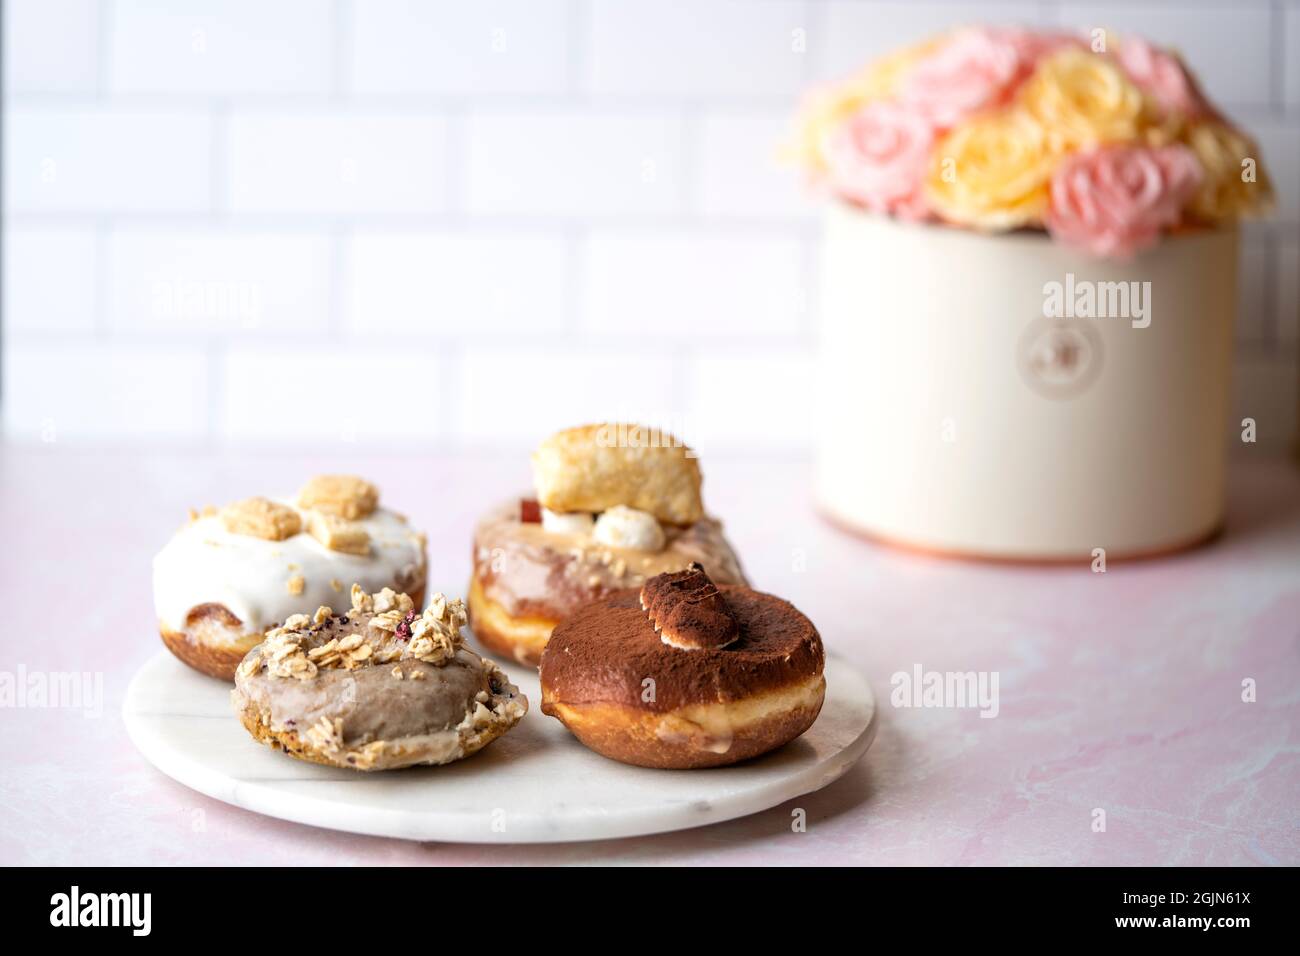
541, 508, 595, 536
592, 505, 665, 552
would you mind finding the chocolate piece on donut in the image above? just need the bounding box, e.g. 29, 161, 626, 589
468, 423, 748, 666
232, 587, 526, 771
539, 581, 826, 769
153, 476, 428, 680
640, 564, 739, 650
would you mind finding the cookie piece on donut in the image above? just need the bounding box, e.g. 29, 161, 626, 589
540, 566, 825, 769
153, 476, 427, 681
468, 423, 747, 666
531, 423, 703, 526
232, 587, 526, 770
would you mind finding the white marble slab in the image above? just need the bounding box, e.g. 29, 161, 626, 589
122, 650, 876, 844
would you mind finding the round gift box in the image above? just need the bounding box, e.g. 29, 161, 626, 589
815, 202, 1238, 561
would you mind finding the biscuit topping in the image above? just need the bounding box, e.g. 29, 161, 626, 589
298, 475, 379, 520
220, 497, 303, 541
531, 423, 704, 526
640, 563, 739, 651
306, 511, 371, 555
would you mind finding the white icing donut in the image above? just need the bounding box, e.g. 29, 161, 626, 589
152, 500, 426, 633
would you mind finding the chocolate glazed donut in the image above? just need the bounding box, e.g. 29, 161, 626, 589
539, 566, 826, 769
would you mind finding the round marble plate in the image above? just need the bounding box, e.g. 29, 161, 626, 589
123, 650, 876, 844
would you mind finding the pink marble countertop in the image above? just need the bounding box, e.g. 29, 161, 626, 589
2, 447, 1297, 866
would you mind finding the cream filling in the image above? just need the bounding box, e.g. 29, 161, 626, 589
653, 674, 826, 753
153, 502, 425, 633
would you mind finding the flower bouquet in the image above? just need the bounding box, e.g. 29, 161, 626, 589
799, 27, 1270, 560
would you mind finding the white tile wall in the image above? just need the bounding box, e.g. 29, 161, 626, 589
5, 109, 213, 212
227, 112, 448, 214
3, 0, 1298, 453
349, 0, 573, 96
108, 229, 333, 335
345, 231, 570, 338
464, 111, 686, 217
109, 0, 334, 95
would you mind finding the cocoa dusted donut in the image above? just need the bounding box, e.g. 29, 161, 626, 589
539, 564, 826, 769
469, 423, 747, 666
153, 475, 427, 680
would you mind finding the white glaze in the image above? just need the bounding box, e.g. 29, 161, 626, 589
152, 502, 425, 632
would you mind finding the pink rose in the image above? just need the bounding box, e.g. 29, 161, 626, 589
1046, 145, 1203, 258
822, 100, 936, 219
1116, 36, 1209, 119
897, 27, 1049, 127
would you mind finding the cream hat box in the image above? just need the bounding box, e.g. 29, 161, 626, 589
815, 201, 1238, 560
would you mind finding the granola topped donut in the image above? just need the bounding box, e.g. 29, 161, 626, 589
153, 475, 427, 680
232, 586, 526, 770
469, 423, 748, 666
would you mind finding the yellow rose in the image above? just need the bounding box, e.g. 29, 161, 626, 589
787, 37, 943, 173
925, 110, 1056, 230
1019, 48, 1149, 150
1182, 121, 1275, 221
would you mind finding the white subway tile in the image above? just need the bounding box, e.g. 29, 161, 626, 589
349, 0, 571, 95
219, 348, 444, 444
227, 113, 447, 214
1244, 121, 1300, 223
109, 0, 332, 94
1286, 6, 1300, 110
4, 0, 99, 93
582, 233, 806, 340
697, 111, 813, 218
1057, 4, 1271, 108
1277, 238, 1299, 346
5, 110, 213, 213
818, 2, 1046, 81
2, 344, 209, 441
588, 0, 807, 96
455, 347, 676, 443
109, 229, 332, 334
4, 227, 98, 332
346, 232, 568, 338
684, 350, 816, 452
465, 112, 685, 216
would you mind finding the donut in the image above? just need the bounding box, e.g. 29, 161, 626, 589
231, 586, 526, 771
153, 475, 427, 680
539, 564, 826, 769
468, 424, 747, 666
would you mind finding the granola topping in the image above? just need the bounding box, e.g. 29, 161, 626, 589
241, 586, 467, 682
